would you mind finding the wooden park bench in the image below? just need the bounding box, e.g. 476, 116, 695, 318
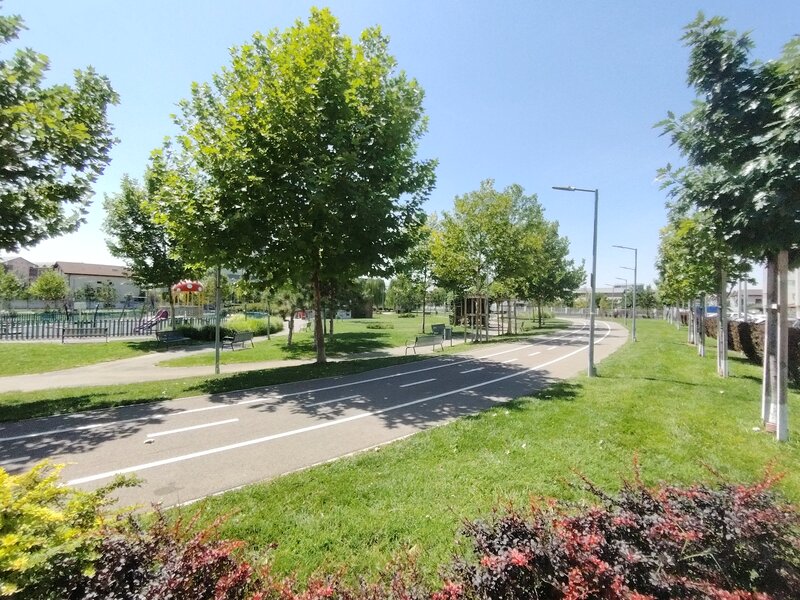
62, 326, 109, 343
405, 334, 444, 355
155, 330, 191, 348
222, 331, 254, 350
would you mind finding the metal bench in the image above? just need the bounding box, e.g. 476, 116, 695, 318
405, 334, 444, 355
155, 330, 191, 347
222, 331, 254, 350
62, 326, 108, 343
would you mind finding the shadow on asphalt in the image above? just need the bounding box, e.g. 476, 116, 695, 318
0, 400, 172, 470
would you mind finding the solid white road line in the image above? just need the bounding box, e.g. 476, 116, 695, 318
66, 322, 612, 487
528, 351, 541, 357
146, 418, 239, 438
547, 346, 557, 351
459, 367, 484, 374
306, 394, 360, 408
502, 358, 519, 363
399, 378, 437, 388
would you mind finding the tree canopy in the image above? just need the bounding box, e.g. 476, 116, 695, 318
0, 11, 118, 252
430, 180, 583, 319
28, 270, 68, 306
156, 8, 436, 362
103, 175, 195, 291
658, 13, 800, 262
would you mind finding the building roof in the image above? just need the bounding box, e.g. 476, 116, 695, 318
2, 256, 44, 268
54, 261, 129, 278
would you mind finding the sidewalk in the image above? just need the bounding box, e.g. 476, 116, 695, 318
0, 331, 472, 394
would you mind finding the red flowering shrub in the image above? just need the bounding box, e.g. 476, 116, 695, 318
454, 468, 800, 599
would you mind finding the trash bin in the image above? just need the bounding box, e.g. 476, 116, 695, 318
431, 323, 445, 336
444, 326, 452, 340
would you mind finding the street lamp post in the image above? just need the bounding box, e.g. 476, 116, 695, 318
615, 277, 628, 327
553, 185, 599, 377
613, 245, 638, 341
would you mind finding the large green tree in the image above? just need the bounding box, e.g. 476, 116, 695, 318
103, 174, 195, 327
0, 11, 118, 252
386, 274, 421, 314
431, 180, 581, 335
515, 220, 585, 328
164, 8, 436, 362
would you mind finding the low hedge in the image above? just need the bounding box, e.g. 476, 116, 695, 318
703, 318, 800, 381
176, 317, 283, 342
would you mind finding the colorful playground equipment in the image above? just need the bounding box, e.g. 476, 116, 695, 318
133, 308, 169, 332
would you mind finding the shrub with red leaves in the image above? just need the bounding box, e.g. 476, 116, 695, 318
453, 469, 800, 599
73, 511, 253, 600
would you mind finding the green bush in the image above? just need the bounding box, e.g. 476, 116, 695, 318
176, 317, 283, 341
0, 463, 127, 598
366, 322, 394, 330
224, 314, 283, 335
397, 313, 416, 318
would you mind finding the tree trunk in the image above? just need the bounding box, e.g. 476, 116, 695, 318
697, 295, 706, 357
266, 300, 271, 340
506, 299, 512, 335
312, 270, 326, 363
287, 311, 294, 346
537, 301, 543, 327
762, 256, 777, 425
718, 266, 728, 377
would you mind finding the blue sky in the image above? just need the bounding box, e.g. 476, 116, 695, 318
4, 0, 799, 289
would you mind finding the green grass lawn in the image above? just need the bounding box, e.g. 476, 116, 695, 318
177, 318, 800, 584
0, 339, 164, 376
158, 314, 568, 367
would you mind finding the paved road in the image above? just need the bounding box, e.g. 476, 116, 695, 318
0, 319, 626, 507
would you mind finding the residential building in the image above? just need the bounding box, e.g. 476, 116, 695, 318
54, 262, 141, 304
1, 256, 50, 284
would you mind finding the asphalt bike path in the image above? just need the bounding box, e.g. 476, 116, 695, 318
0, 319, 627, 506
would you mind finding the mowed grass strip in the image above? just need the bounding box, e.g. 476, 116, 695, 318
0, 338, 164, 376
0, 356, 426, 422
179, 318, 800, 584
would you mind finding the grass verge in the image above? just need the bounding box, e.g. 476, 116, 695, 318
176, 318, 800, 584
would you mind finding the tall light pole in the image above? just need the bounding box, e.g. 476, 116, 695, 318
615, 277, 628, 327
553, 185, 598, 377
613, 245, 638, 341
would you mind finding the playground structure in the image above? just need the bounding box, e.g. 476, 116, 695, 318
133, 308, 169, 333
